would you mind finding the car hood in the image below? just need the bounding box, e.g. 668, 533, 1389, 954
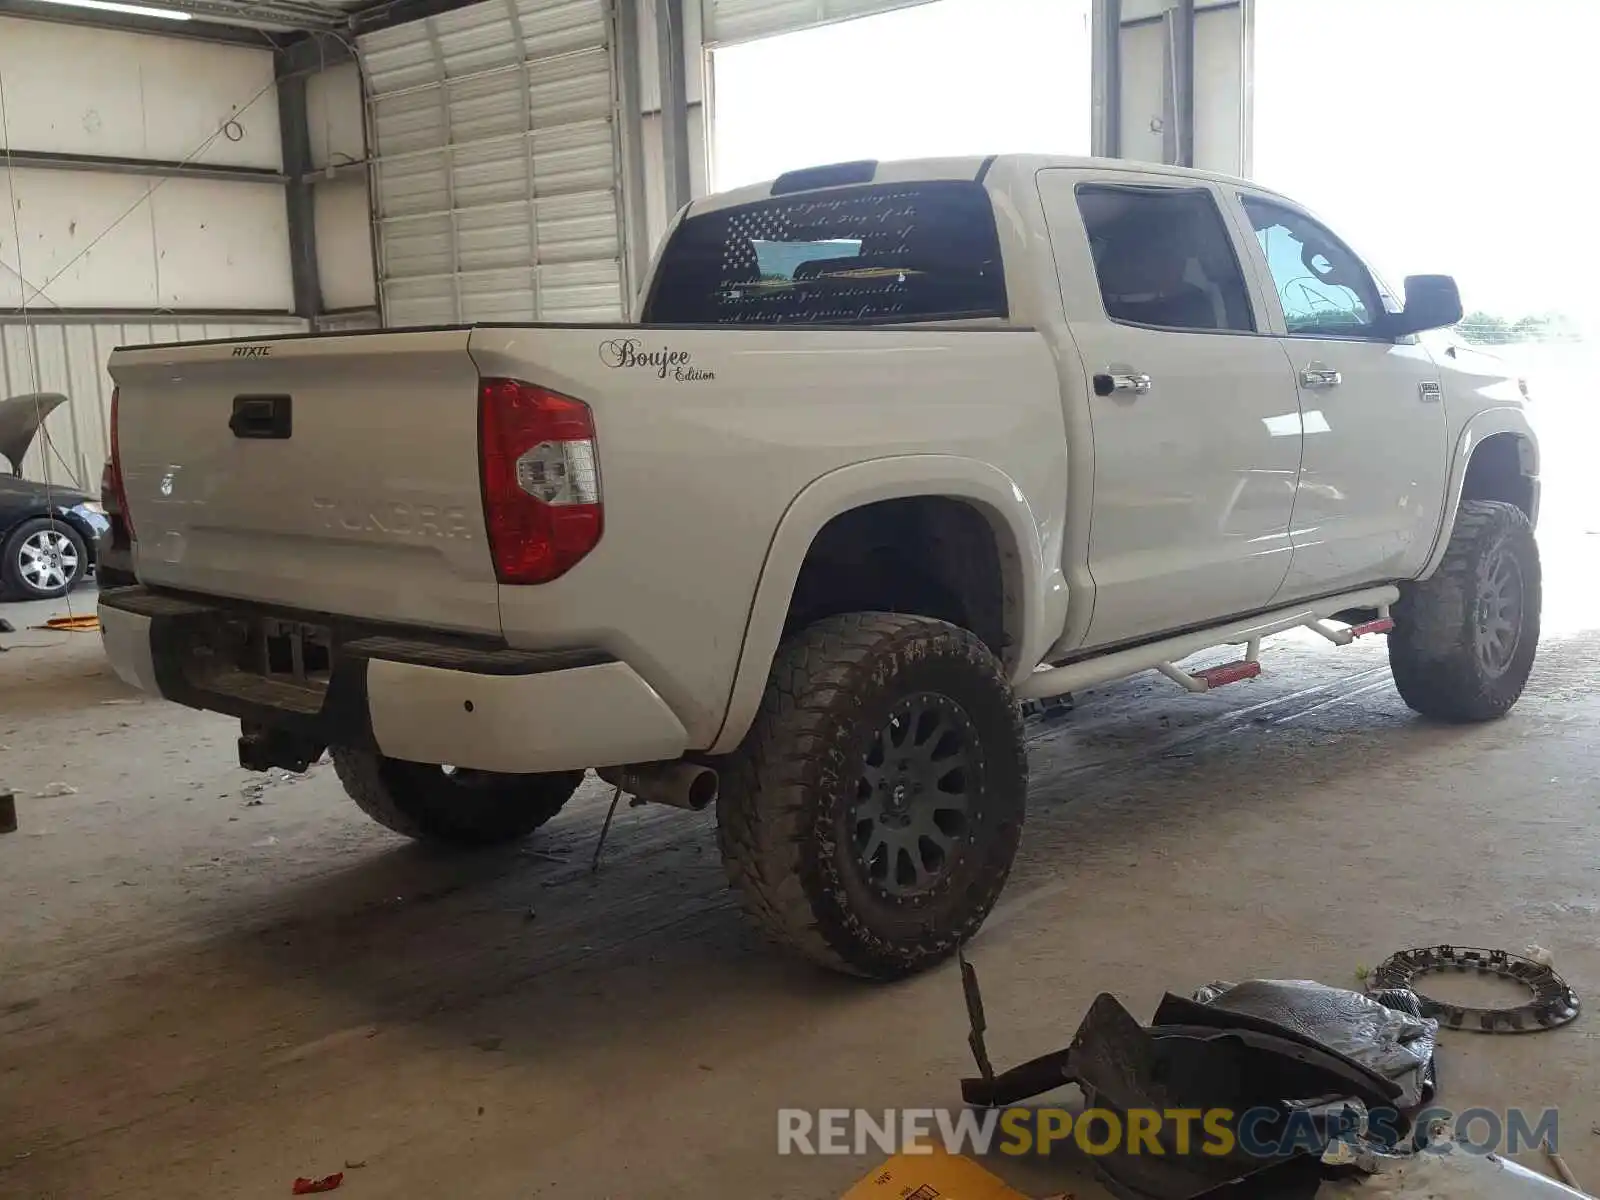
7, 476, 91, 508
0, 392, 69, 476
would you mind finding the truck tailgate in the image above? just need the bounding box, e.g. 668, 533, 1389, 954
108, 330, 501, 636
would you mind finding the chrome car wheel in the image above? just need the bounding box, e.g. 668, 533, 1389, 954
18, 528, 81, 594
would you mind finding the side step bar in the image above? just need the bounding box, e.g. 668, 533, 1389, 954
1307, 615, 1397, 646
1019, 586, 1401, 702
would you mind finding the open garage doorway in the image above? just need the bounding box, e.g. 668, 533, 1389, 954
1253, 0, 1599, 634
708, 0, 1092, 191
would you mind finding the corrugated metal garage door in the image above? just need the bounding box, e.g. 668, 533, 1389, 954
358, 0, 625, 327
702, 0, 938, 46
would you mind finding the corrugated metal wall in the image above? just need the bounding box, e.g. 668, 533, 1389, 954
0, 319, 308, 494
360, 0, 627, 327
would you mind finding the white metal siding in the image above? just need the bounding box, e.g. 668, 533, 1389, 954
1116, 0, 1250, 175
0, 319, 307, 492
1193, 4, 1246, 177
1120, 0, 1237, 18
0, 17, 282, 169
0, 16, 294, 315
0, 169, 293, 312
307, 62, 369, 172
640, 108, 709, 253
701, 0, 938, 46
359, 0, 626, 327
1117, 18, 1166, 165
315, 178, 380, 311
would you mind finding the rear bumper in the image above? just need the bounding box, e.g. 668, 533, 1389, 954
98, 588, 688, 774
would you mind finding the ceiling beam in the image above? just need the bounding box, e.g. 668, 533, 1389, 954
0, 0, 504, 40
345, 0, 493, 35
1, 147, 288, 183
0, 0, 283, 45
155, 0, 347, 29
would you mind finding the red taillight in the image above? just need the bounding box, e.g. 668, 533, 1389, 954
478, 378, 602, 584
108, 386, 134, 538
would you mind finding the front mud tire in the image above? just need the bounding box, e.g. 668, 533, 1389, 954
716, 613, 1027, 980
1389, 500, 1540, 723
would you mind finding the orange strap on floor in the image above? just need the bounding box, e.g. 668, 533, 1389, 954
39, 616, 101, 633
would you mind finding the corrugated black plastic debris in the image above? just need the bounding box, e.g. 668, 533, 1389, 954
956, 959, 1437, 1200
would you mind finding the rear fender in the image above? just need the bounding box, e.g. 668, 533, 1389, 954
708, 455, 1056, 755
1418, 407, 1539, 581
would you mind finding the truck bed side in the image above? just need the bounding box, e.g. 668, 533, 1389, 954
470, 324, 1067, 747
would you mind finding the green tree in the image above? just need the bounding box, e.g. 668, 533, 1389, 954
1457, 311, 1512, 344
1456, 310, 1581, 345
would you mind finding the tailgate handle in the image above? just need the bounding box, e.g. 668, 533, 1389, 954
230, 395, 292, 440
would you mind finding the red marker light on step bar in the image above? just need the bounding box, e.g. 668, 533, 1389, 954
1194, 660, 1262, 688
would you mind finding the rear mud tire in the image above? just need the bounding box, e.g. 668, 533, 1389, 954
331, 748, 584, 847
716, 613, 1027, 980
1389, 500, 1540, 722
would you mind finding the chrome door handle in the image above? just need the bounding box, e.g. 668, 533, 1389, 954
1300, 365, 1342, 388
1093, 371, 1153, 397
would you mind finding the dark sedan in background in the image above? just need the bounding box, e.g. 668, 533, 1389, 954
0, 393, 112, 601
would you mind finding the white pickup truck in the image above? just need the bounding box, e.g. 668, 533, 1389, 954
100, 154, 1540, 980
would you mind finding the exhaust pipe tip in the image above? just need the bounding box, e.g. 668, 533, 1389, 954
599, 760, 719, 811
679, 764, 718, 811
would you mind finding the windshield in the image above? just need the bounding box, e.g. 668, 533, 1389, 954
642, 180, 1008, 326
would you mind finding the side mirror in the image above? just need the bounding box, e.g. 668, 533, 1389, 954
1387, 275, 1463, 337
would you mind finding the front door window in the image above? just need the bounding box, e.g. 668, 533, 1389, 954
1241, 197, 1385, 338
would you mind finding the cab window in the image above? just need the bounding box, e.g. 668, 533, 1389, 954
1241, 196, 1386, 338
644, 181, 1007, 325
1076, 185, 1256, 334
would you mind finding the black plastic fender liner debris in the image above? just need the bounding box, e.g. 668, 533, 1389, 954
1369, 945, 1581, 1033
958, 986, 1403, 1200
1170, 981, 1440, 1110
961, 991, 1401, 1110
958, 952, 996, 1087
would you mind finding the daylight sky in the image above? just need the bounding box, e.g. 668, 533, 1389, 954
712, 0, 1599, 326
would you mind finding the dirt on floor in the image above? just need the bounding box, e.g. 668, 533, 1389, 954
2, 544, 1598, 1200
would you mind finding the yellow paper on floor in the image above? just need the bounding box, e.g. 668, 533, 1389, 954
841, 1146, 1033, 1200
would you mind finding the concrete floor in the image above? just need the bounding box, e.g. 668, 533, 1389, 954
2, 526, 1596, 1199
